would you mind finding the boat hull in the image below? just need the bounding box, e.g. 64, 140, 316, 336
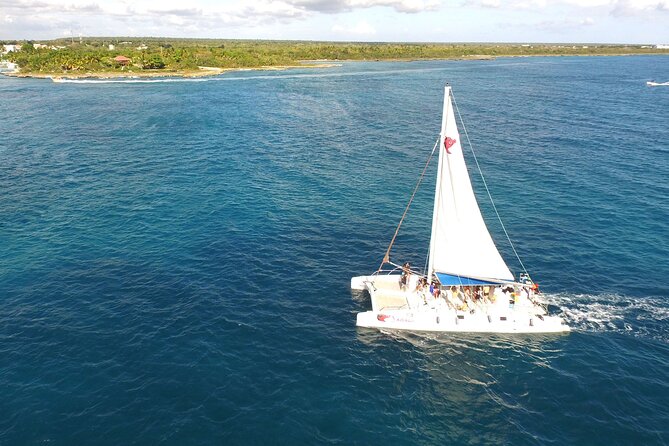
356, 310, 569, 334
352, 274, 570, 334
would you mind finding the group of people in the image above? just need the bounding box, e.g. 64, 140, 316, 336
398, 262, 538, 312
414, 277, 442, 301
440, 284, 537, 312
444, 285, 496, 311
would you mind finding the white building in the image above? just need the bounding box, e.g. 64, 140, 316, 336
0, 61, 18, 72
2, 44, 22, 54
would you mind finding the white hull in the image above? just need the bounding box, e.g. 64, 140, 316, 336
647, 81, 669, 86
356, 309, 569, 333
352, 275, 570, 334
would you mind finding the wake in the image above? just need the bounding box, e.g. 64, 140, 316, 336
50, 66, 451, 84
49, 61, 548, 84
546, 292, 669, 343
48, 59, 570, 85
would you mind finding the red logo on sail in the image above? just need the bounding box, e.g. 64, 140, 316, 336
444, 137, 456, 154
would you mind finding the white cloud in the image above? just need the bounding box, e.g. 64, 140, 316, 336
560, 0, 610, 6
240, 1, 308, 20
289, 0, 439, 13
478, 0, 501, 8
534, 16, 600, 31
0, 0, 443, 39
0, 0, 667, 41
611, 0, 669, 15
463, 0, 546, 9
464, 0, 669, 11
332, 20, 377, 34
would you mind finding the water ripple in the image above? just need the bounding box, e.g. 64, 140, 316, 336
1, 57, 669, 445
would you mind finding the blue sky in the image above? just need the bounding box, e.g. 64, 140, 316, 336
1, 0, 668, 43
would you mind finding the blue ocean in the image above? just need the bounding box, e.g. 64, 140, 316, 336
1, 55, 668, 445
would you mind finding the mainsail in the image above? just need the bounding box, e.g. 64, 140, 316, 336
427, 86, 514, 283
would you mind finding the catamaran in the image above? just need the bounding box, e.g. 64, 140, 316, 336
351, 85, 569, 334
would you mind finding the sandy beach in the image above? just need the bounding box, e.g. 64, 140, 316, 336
3, 63, 341, 81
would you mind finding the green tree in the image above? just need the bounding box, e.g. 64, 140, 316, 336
143, 54, 165, 69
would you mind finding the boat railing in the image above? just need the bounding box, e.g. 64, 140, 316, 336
372, 265, 427, 279
371, 266, 402, 277
380, 304, 410, 311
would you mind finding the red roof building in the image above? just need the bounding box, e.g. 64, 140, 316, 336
113, 55, 131, 65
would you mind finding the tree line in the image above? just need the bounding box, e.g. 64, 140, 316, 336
4, 38, 667, 74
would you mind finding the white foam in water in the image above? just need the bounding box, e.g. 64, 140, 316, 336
546, 292, 669, 343
52, 77, 210, 84
49, 66, 462, 84
48, 61, 567, 85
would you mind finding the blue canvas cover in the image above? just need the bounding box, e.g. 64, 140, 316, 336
435, 272, 504, 286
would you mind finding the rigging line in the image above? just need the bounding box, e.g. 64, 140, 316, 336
422, 249, 430, 278
387, 260, 424, 278
450, 92, 530, 278
379, 137, 441, 272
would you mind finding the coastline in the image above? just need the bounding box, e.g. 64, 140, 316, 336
2, 56, 495, 80
3, 52, 667, 81
2, 62, 341, 81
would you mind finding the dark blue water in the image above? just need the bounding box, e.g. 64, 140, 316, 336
1, 56, 668, 445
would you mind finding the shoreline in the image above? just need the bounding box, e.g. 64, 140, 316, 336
3, 52, 667, 81
2, 62, 341, 81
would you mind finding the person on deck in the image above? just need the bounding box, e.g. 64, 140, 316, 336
453, 286, 468, 311
399, 262, 411, 291
431, 281, 441, 299
414, 277, 426, 293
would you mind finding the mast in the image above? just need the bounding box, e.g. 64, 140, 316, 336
426, 85, 451, 281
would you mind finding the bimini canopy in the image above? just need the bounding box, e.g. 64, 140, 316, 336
435, 272, 504, 286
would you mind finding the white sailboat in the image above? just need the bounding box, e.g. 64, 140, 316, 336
351, 85, 569, 334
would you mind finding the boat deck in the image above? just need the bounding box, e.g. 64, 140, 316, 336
351, 273, 568, 333
361, 273, 543, 314
374, 294, 408, 311
361, 274, 411, 312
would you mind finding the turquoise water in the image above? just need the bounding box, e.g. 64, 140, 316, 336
1, 56, 668, 445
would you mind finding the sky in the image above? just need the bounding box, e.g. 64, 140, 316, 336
1, 0, 668, 44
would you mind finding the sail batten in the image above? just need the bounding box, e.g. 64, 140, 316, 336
428, 87, 513, 282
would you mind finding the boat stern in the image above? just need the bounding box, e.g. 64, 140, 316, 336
351, 275, 374, 290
